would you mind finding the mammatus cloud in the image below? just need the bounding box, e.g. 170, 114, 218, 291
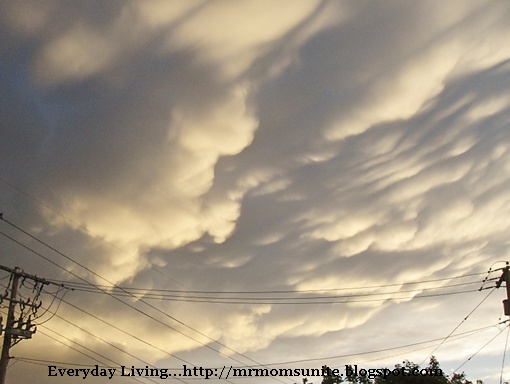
1, 1, 510, 383
1, 1, 339, 286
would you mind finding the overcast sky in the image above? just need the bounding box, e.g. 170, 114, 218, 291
1, 1, 510, 383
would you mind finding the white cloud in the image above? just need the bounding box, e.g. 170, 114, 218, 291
160, 0, 326, 78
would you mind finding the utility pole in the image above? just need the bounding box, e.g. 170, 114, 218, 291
0, 266, 51, 384
0, 268, 19, 384
496, 263, 510, 319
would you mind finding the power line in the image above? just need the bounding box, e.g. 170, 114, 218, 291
49, 271, 487, 294
12, 357, 230, 382
339, 321, 507, 370
34, 288, 71, 326
419, 287, 496, 366
58, 296, 197, 365
0, 186, 499, 379
13, 321, 505, 370
0, 176, 234, 295
37, 328, 156, 384
0, 178, 317, 364
0, 222, 500, 384
0, 222, 494, 378
0, 221, 290, 384
1, 228, 492, 384
0, 281, 171, 381
0, 230, 232, 360
0, 264, 70, 384
501, 324, 510, 384
56, 288, 480, 305
41, 323, 189, 384
1, 179, 494, 368
11, 357, 109, 368
211, 321, 509, 368
0, 280, 68, 327
54, 280, 482, 302
454, 323, 509, 374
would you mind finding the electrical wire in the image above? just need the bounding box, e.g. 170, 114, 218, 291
46, 296, 246, 382
0, 230, 227, 360
454, 323, 509, 373
1, 178, 494, 371
0, 232, 279, 383
0, 280, 70, 325
419, 287, 496, 366
0, 176, 234, 297
34, 285, 64, 317
0, 229, 248, 363
0, 284, 158, 383
0, 287, 495, 383
220, 320, 508, 368
49, 272, 487, 294
54, 280, 482, 302
354, 323, 500, 367
500, 324, 510, 384
7, 319, 505, 371
10, 358, 115, 368
0, 174, 315, 370
0, 228, 494, 380
35, 288, 71, 325
0, 185, 502, 378
37, 327, 160, 384
58, 288, 480, 305
0, 272, 10, 281
58, 296, 196, 365
0, 218, 305, 384
35, 301, 186, 373
12, 357, 228, 382
43, 299, 239, 384
34, 285, 67, 317
0, 285, 201, 383
1, 178, 310, 379
14, 321, 506, 370
40, 323, 190, 384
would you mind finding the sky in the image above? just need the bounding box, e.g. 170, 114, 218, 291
1, 1, 510, 383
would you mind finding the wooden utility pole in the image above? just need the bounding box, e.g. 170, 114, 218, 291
0, 267, 20, 384
0, 266, 51, 384
496, 263, 510, 319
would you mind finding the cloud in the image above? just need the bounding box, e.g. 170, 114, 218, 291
2, 1, 510, 383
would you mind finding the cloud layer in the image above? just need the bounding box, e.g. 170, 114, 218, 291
1, 1, 510, 383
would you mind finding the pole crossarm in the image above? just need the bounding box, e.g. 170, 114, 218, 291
0, 265, 51, 286
0, 297, 41, 308
496, 266, 508, 288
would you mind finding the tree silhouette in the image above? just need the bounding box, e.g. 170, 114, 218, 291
372, 357, 447, 384
321, 365, 343, 383
319, 357, 481, 384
